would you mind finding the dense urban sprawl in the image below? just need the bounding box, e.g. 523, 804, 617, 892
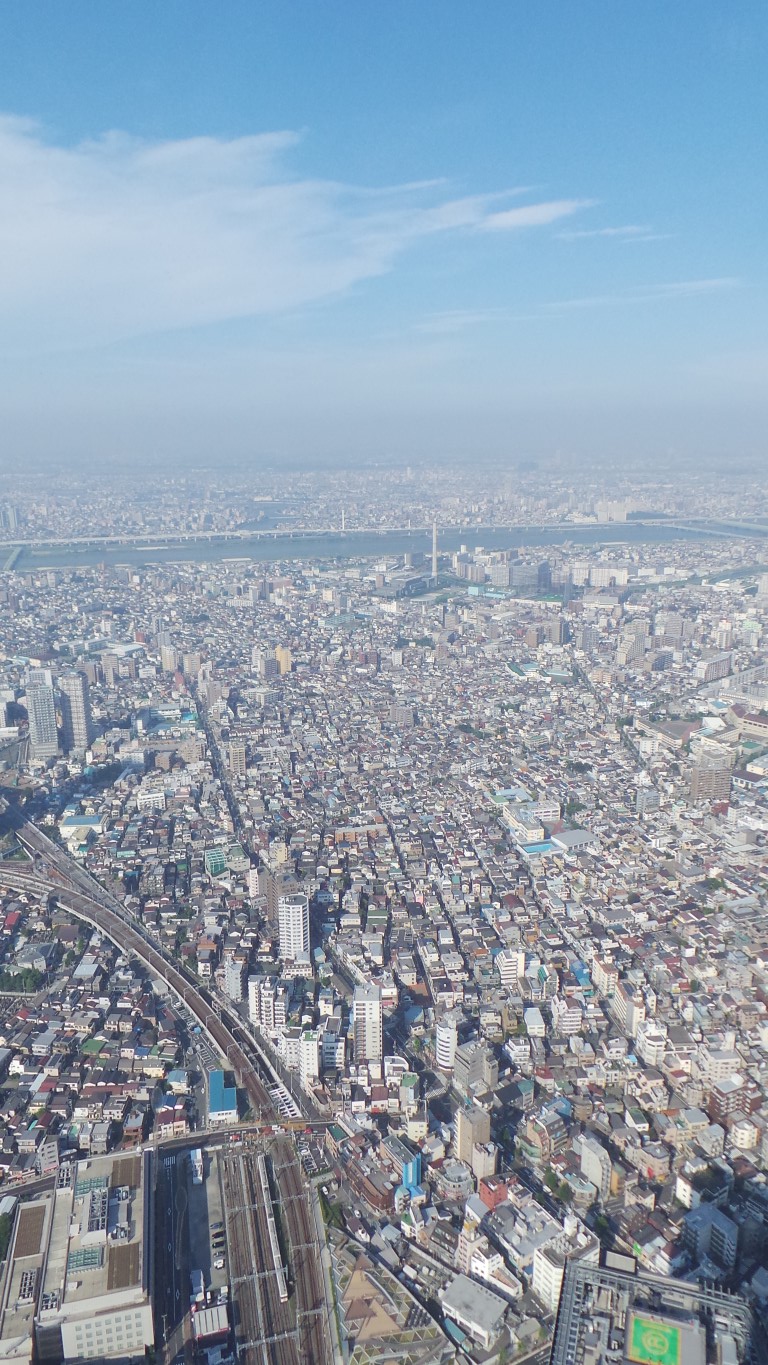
0, 472, 767, 1364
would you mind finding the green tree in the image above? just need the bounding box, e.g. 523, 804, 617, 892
0, 967, 44, 993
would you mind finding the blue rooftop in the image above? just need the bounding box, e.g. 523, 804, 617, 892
209, 1069, 237, 1114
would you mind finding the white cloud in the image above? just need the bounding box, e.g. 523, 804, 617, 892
558, 223, 649, 239
548, 278, 741, 310
481, 198, 594, 231
414, 308, 509, 334
0, 117, 591, 354
558, 224, 672, 243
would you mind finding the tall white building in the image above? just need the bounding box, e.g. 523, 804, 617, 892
320, 1015, 345, 1071
299, 1030, 320, 1090
614, 980, 646, 1037
579, 1135, 612, 1200
59, 671, 93, 752
532, 1215, 599, 1313
352, 983, 383, 1065
496, 948, 525, 989
224, 958, 245, 1002
247, 974, 262, 1026
550, 996, 583, 1036
27, 682, 58, 759
278, 893, 310, 961
436, 1009, 461, 1070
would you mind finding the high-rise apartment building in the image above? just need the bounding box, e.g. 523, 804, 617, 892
352, 983, 383, 1065
690, 748, 733, 804
27, 683, 58, 759
182, 651, 202, 677
224, 957, 245, 1002
253, 648, 280, 679
59, 671, 93, 752
229, 740, 247, 776
278, 893, 310, 961
101, 652, 120, 685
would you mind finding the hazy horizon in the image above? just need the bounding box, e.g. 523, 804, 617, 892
1, 3, 766, 466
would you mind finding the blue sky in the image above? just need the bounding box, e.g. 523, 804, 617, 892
0, 2, 766, 464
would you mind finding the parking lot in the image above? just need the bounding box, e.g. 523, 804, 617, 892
186, 1148, 229, 1299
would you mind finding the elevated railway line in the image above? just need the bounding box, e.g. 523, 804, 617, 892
0, 811, 335, 1362
0, 818, 277, 1116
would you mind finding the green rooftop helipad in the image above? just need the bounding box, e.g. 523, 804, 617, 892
628, 1315, 682, 1365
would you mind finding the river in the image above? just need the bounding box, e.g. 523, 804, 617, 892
7, 520, 750, 572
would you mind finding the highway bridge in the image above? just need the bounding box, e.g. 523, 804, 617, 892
4, 513, 767, 557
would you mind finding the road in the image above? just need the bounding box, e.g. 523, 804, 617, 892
155, 1151, 192, 1365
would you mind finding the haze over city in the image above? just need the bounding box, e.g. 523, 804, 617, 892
1, 2, 767, 464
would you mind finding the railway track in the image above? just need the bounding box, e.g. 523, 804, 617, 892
223, 1151, 300, 1365
0, 811, 335, 1364
272, 1139, 331, 1364
0, 820, 276, 1116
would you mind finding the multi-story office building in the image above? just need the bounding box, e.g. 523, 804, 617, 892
683, 1203, 739, 1271
278, 893, 310, 961
101, 652, 120, 686
352, 983, 383, 1065
532, 1216, 599, 1313
59, 672, 93, 752
253, 648, 280, 679
27, 682, 58, 760
453, 1041, 498, 1098
455, 1103, 491, 1165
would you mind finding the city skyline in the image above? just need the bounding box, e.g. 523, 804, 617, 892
0, 2, 766, 463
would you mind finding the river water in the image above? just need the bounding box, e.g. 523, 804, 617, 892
11, 521, 739, 572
